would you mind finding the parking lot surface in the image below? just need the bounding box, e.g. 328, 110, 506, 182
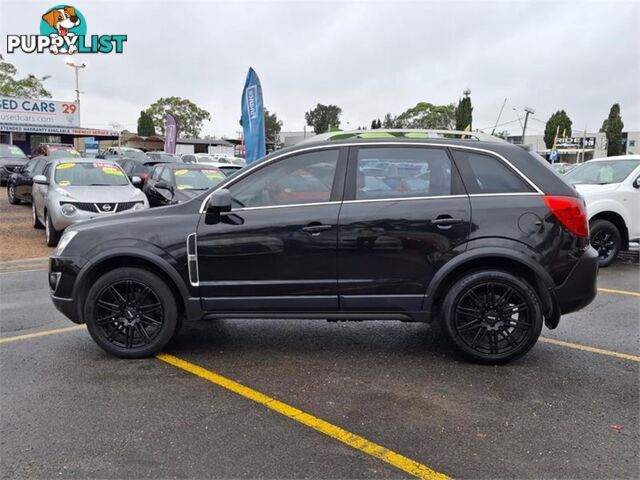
1, 262, 638, 479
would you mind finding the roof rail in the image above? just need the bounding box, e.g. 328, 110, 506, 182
297, 129, 507, 144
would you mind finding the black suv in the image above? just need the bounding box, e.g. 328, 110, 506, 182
49, 131, 599, 363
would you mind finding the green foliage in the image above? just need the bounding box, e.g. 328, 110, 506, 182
264, 109, 283, 145
0, 55, 51, 98
137, 110, 156, 136
145, 96, 211, 138
600, 103, 625, 156
382, 113, 395, 128
393, 102, 456, 129
455, 89, 473, 130
543, 110, 573, 148
305, 103, 342, 134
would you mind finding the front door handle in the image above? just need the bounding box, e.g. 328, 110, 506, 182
432, 216, 464, 228
302, 223, 332, 235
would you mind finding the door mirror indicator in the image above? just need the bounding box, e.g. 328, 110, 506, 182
206, 189, 232, 213
33, 175, 48, 185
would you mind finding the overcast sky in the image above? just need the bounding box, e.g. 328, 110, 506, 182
1, 0, 639, 138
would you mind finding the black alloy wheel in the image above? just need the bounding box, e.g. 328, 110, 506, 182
7, 183, 20, 204
441, 270, 543, 364
589, 219, 621, 268
85, 268, 178, 358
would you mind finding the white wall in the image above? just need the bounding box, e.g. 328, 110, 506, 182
176, 144, 194, 154
208, 145, 235, 155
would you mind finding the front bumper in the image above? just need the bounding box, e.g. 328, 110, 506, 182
553, 246, 599, 315
49, 256, 85, 324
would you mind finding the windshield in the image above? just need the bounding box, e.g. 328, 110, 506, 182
49, 148, 81, 158
220, 166, 242, 177
0, 145, 27, 159
54, 162, 130, 186
124, 149, 148, 160
174, 168, 225, 190
150, 153, 182, 163
564, 160, 640, 185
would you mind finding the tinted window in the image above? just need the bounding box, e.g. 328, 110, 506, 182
159, 167, 172, 183
452, 150, 533, 194
130, 162, 149, 174
23, 159, 39, 174
229, 149, 339, 208
356, 147, 453, 199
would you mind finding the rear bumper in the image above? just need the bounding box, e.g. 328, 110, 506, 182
553, 246, 599, 315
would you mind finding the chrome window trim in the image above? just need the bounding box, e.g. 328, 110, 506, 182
199, 142, 544, 213
230, 201, 341, 213
187, 232, 199, 287
342, 194, 468, 204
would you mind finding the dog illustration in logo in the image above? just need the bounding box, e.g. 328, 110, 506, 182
42, 6, 81, 54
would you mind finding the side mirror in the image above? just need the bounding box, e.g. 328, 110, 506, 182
33, 174, 48, 185
131, 175, 143, 187
206, 188, 232, 213
633, 175, 640, 189
155, 181, 173, 192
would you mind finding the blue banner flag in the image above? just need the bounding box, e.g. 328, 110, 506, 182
241, 67, 266, 164
164, 113, 177, 154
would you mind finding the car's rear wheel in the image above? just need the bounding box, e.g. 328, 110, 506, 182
7, 184, 20, 204
590, 219, 620, 268
32, 201, 44, 229
45, 212, 62, 247
84, 267, 178, 358
441, 270, 543, 364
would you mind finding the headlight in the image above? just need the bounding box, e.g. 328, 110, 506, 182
54, 230, 78, 256
132, 202, 146, 211
61, 203, 77, 216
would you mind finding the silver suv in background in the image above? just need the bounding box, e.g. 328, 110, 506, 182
32, 159, 149, 246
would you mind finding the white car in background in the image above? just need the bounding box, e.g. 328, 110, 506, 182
564, 155, 640, 266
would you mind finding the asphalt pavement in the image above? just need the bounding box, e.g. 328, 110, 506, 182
0, 263, 638, 479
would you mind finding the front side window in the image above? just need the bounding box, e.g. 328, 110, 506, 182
54, 162, 129, 186
452, 150, 533, 194
356, 147, 453, 199
229, 149, 339, 208
159, 168, 172, 183
564, 160, 640, 185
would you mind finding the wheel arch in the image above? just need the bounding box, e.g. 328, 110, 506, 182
590, 211, 629, 251
424, 247, 556, 323
73, 249, 195, 324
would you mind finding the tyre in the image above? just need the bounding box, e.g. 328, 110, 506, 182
589, 219, 620, 268
45, 212, 62, 247
32, 201, 44, 229
441, 270, 543, 364
7, 184, 20, 205
84, 267, 179, 358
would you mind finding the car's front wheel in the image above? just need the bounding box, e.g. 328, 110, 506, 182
32, 201, 44, 229
590, 219, 620, 268
45, 212, 62, 247
7, 184, 20, 205
84, 267, 179, 358
441, 270, 543, 364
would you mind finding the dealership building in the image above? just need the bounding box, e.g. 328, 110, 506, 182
0, 96, 118, 155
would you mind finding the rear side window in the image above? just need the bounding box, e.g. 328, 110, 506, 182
355, 147, 459, 200
452, 150, 533, 194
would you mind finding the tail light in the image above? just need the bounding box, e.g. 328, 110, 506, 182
543, 195, 589, 238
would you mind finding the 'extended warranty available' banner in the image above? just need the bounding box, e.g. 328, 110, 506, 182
6, 5, 127, 55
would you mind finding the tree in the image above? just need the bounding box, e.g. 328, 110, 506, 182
136, 110, 156, 136
382, 113, 395, 128
145, 97, 211, 138
543, 110, 573, 149
304, 103, 342, 134
455, 89, 473, 130
600, 103, 625, 156
394, 102, 456, 129
264, 109, 283, 145
0, 55, 51, 98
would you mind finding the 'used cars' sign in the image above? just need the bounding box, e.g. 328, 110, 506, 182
0, 97, 80, 127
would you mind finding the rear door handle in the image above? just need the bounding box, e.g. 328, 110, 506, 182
432, 217, 464, 227
302, 223, 332, 234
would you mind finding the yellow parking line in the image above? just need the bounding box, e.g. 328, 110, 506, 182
539, 337, 640, 362
597, 287, 640, 298
0, 325, 85, 344
156, 353, 451, 480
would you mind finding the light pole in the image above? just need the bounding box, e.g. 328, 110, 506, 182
521, 106, 535, 145
64, 58, 86, 125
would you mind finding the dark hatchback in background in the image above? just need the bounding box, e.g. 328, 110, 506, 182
0, 144, 28, 185
143, 163, 226, 207
6, 156, 52, 204
49, 130, 599, 364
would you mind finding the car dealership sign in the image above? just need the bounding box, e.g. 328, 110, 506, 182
0, 97, 80, 127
